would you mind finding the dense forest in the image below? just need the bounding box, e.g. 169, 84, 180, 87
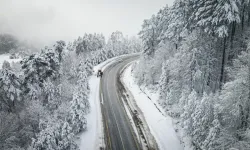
0, 31, 141, 149
133, 0, 250, 149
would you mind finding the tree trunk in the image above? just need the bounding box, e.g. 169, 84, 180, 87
245, 107, 249, 129
12, 101, 15, 113
247, 42, 250, 128
242, 0, 245, 30
230, 21, 236, 49
248, 7, 250, 26
239, 104, 245, 129
219, 37, 227, 89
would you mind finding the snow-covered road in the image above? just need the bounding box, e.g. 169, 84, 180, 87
78, 54, 138, 150
79, 54, 183, 150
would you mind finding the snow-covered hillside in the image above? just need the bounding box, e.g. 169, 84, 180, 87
0, 54, 21, 68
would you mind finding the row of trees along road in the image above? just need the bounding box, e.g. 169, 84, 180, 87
133, 0, 250, 149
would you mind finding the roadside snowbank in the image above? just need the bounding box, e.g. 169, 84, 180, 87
78, 75, 104, 150
122, 64, 183, 150
79, 54, 137, 150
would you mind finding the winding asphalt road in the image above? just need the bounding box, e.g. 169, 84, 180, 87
100, 55, 140, 150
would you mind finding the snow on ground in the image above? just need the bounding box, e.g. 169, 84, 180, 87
122, 64, 183, 150
0, 54, 21, 68
79, 54, 136, 150
78, 75, 104, 150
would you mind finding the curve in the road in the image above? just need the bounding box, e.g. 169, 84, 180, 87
100, 56, 140, 150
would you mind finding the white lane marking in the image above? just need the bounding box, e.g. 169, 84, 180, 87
101, 92, 104, 104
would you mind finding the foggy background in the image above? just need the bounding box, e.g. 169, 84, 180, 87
0, 0, 174, 47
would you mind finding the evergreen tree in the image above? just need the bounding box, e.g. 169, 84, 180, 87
69, 68, 89, 134
139, 16, 161, 56
191, 93, 214, 148
159, 61, 169, 104
21, 48, 60, 100
43, 79, 61, 111
133, 0, 250, 149
31, 121, 78, 150
202, 105, 221, 150
70, 91, 88, 134
181, 91, 198, 135
0, 69, 21, 112
54, 40, 66, 62
75, 33, 105, 55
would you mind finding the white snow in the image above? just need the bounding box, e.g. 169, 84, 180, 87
79, 54, 137, 150
121, 64, 183, 150
0, 54, 21, 68
120, 96, 140, 143
78, 75, 104, 150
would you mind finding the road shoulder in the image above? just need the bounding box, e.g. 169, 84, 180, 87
120, 63, 183, 150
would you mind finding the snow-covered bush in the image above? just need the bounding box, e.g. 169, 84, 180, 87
30, 121, 78, 150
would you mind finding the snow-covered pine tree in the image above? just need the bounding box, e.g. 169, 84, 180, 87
202, 103, 221, 150
0, 68, 21, 112
166, 0, 189, 46
181, 90, 198, 135
21, 48, 60, 100
75, 33, 106, 55
159, 61, 169, 104
69, 66, 89, 134
78, 59, 92, 77
31, 121, 78, 150
54, 40, 66, 62
128, 37, 140, 54
108, 31, 124, 56
66, 42, 74, 51
98, 49, 108, 63
188, 0, 241, 37
188, 0, 218, 34
43, 79, 61, 111
218, 49, 250, 149
139, 16, 161, 56
69, 90, 88, 134
58, 122, 78, 149
75, 37, 84, 55
191, 93, 214, 148
106, 49, 115, 59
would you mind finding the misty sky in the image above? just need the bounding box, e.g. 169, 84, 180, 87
0, 0, 174, 46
